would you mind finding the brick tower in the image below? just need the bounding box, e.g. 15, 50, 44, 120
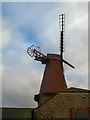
27, 14, 74, 106
27, 46, 74, 105
39, 54, 67, 94
33, 53, 67, 105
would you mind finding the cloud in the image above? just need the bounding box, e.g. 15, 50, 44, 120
2, 17, 44, 107
0, 3, 2, 107
2, 2, 88, 108
2, 19, 13, 48
2, 64, 43, 107
65, 69, 88, 89
0, 64, 2, 107
2, 0, 89, 2
0, 21, 2, 49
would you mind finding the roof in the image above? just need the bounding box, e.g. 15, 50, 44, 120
66, 87, 90, 92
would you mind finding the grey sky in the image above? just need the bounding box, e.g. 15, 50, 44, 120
1, 2, 88, 108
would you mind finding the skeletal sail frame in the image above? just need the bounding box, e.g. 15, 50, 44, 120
27, 14, 75, 69
59, 14, 65, 68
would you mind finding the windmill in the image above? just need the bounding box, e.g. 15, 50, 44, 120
59, 14, 75, 69
27, 14, 74, 69
27, 14, 75, 104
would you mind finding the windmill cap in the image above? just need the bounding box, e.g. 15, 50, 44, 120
47, 54, 61, 59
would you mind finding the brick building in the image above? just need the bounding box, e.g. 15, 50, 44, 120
33, 54, 90, 119
1, 108, 33, 119
34, 87, 90, 119
1, 54, 90, 119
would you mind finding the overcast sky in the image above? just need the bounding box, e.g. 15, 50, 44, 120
1, 2, 88, 108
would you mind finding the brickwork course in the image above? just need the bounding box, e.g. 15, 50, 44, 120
34, 88, 90, 119
34, 54, 90, 119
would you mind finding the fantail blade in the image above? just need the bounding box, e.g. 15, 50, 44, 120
62, 59, 75, 69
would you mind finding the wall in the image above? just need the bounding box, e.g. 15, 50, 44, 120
2, 108, 33, 119
36, 94, 56, 106
34, 92, 90, 119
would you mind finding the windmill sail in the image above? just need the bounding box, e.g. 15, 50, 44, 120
59, 14, 65, 64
